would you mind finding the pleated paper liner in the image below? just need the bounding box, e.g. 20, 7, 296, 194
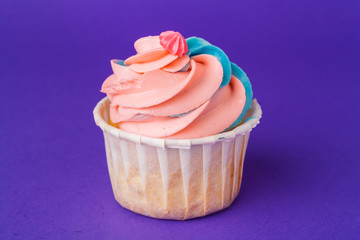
94, 97, 262, 220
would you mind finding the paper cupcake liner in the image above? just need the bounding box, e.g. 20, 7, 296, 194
93, 97, 262, 220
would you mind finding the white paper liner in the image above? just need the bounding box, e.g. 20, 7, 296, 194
94, 97, 262, 220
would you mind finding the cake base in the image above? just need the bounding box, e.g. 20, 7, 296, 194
94, 97, 262, 220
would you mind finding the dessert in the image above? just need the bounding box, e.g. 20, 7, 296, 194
94, 31, 262, 219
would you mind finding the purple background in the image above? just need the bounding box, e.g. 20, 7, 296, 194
1, 0, 359, 239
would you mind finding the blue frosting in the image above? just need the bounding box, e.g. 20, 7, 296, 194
186, 37, 253, 129
244, 117, 256, 123
225, 62, 253, 130
117, 60, 125, 66
186, 37, 231, 88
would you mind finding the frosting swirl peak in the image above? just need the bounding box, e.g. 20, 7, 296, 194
159, 31, 188, 57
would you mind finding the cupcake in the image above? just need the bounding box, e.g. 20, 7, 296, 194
93, 31, 262, 220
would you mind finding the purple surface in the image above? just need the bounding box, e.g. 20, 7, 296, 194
1, 0, 360, 239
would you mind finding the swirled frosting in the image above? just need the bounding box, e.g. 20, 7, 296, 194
101, 31, 253, 139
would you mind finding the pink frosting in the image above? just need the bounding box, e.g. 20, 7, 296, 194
101, 34, 246, 139
159, 31, 188, 57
